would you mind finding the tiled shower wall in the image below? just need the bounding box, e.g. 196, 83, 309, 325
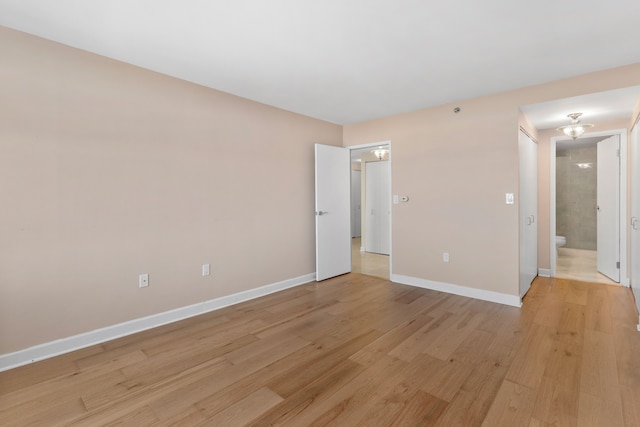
556, 147, 597, 250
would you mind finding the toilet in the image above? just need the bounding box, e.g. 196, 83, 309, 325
555, 236, 566, 255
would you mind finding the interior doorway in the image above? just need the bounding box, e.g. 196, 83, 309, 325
349, 142, 391, 279
551, 130, 627, 285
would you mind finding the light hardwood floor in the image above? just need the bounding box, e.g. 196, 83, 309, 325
1, 274, 639, 426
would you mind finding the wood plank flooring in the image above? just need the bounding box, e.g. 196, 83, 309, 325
1, 274, 639, 426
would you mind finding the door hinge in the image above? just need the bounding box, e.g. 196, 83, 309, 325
616, 261, 620, 269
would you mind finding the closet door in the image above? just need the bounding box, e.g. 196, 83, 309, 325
365, 161, 390, 255
519, 131, 538, 297
351, 169, 362, 238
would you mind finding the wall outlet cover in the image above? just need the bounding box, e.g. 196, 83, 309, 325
139, 273, 149, 288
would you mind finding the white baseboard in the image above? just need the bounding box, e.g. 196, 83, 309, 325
538, 268, 551, 277
0, 273, 315, 372
390, 274, 522, 308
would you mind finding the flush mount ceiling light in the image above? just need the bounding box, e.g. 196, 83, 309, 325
557, 113, 594, 139
576, 163, 593, 169
372, 147, 389, 160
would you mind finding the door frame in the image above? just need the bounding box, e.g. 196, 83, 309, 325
630, 117, 640, 328
549, 129, 628, 285
347, 140, 393, 276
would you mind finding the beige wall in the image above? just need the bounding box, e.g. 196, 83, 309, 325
0, 27, 341, 354
3, 23, 640, 356
633, 98, 640, 127
344, 64, 640, 297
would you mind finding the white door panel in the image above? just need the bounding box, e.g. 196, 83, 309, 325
351, 170, 361, 238
597, 135, 620, 282
315, 144, 351, 281
630, 125, 640, 317
365, 161, 390, 255
519, 131, 538, 297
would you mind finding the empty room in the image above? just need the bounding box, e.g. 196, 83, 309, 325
2, 1, 640, 426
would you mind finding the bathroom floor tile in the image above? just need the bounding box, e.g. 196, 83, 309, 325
555, 248, 619, 286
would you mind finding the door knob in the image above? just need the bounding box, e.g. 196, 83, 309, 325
315, 211, 328, 216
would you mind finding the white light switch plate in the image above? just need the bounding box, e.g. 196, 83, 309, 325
506, 193, 514, 204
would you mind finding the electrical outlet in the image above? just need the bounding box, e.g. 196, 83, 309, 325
202, 263, 210, 276
139, 273, 149, 288
443, 252, 449, 262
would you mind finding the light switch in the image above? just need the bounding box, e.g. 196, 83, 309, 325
505, 193, 514, 204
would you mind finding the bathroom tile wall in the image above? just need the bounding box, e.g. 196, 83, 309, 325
556, 146, 597, 250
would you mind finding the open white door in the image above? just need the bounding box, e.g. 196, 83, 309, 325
597, 135, 620, 282
315, 144, 351, 281
630, 124, 640, 320
519, 131, 538, 297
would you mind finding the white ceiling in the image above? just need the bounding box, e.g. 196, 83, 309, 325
521, 86, 640, 131
1, 1, 640, 124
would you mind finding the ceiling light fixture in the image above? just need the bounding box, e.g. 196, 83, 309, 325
576, 163, 593, 169
372, 147, 389, 160
557, 113, 594, 139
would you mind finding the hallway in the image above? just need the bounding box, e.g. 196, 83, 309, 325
351, 237, 389, 279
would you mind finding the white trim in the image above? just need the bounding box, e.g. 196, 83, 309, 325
551, 129, 628, 285
0, 273, 315, 372
538, 268, 551, 277
346, 140, 391, 151
619, 131, 629, 286
550, 140, 557, 277
390, 274, 522, 308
